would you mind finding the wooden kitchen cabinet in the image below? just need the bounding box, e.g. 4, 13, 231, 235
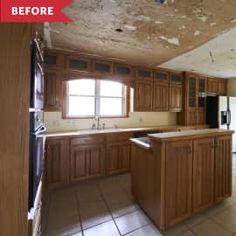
207, 78, 227, 95
134, 80, 152, 111
44, 51, 65, 69
106, 132, 133, 175
153, 81, 169, 111
169, 83, 182, 112
179, 73, 206, 126
131, 129, 233, 230
70, 135, 105, 182
106, 142, 131, 175
70, 144, 105, 182
214, 135, 232, 203
93, 60, 113, 76
44, 70, 62, 111
165, 141, 193, 227
193, 138, 214, 213
66, 56, 92, 73
45, 138, 69, 188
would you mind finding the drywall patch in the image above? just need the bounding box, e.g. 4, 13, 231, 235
210, 22, 217, 27
159, 36, 180, 46
198, 16, 208, 22
155, 21, 163, 24
194, 30, 201, 36
231, 19, 236, 23
179, 25, 186, 30
136, 15, 151, 22
124, 24, 137, 31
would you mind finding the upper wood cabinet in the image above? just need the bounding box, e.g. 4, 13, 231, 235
153, 82, 169, 111
44, 70, 62, 111
66, 56, 92, 73
193, 137, 214, 213
165, 140, 193, 227
114, 63, 134, 78
214, 135, 232, 203
136, 68, 152, 81
169, 72, 183, 112
93, 60, 113, 75
45, 138, 69, 188
207, 78, 227, 95
134, 80, 153, 111
179, 73, 207, 126
44, 51, 64, 68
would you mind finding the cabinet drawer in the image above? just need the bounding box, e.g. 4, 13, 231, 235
106, 132, 133, 143
71, 135, 105, 145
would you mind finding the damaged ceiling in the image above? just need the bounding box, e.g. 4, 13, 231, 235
48, 0, 236, 77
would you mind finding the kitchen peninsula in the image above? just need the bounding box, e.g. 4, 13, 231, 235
131, 129, 233, 230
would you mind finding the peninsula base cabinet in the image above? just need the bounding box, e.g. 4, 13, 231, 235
131, 132, 233, 230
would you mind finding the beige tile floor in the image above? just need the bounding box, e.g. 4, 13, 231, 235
42, 154, 236, 236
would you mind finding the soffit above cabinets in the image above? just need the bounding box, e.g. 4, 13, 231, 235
47, 0, 236, 77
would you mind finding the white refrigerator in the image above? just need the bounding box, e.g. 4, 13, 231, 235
206, 96, 236, 152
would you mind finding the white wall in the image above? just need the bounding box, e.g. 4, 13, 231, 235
227, 78, 236, 96
44, 112, 177, 132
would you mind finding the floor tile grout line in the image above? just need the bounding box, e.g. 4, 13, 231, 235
74, 188, 85, 236
43, 190, 53, 236
121, 223, 151, 236
98, 179, 124, 236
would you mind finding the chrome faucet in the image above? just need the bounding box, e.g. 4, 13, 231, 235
94, 116, 101, 130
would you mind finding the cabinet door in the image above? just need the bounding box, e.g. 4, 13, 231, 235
197, 108, 206, 125
165, 141, 192, 227
134, 80, 152, 111
44, 71, 61, 111
70, 145, 104, 182
45, 139, 68, 188
218, 79, 227, 95
66, 56, 91, 73
107, 142, 130, 175
169, 84, 182, 112
44, 52, 64, 68
153, 82, 169, 111
118, 142, 131, 171
193, 138, 214, 213
187, 76, 197, 108
186, 110, 197, 125
198, 78, 206, 108
214, 136, 232, 203
93, 60, 113, 76
207, 78, 218, 94
114, 64, 133, 78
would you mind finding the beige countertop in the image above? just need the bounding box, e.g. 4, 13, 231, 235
46, 125, 192, 138
148, 128, 234, 141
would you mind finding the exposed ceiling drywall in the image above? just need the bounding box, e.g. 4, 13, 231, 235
160, 26, 236, 78
48, 0, 236, 76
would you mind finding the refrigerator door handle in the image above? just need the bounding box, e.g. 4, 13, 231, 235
227, 109, 232, 127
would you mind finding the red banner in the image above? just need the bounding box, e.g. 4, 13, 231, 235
0, 0, 73, 22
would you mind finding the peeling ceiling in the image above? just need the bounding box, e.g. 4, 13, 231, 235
48, 0, 236, 75
160, 26, 236, 78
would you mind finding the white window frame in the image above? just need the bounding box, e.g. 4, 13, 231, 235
64, 79, 128, 118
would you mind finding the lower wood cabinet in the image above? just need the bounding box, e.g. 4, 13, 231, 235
193, 138, 214, 213
165, 141, 193, 226
214, 135, 232, 203
70, 144, 105, 182
131, 132, 233, 230
45, 138, 69, 188
106, 142, 130, 175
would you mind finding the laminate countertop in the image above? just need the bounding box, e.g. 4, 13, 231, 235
148, 128, 234, 141
46, 125, 208, 138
